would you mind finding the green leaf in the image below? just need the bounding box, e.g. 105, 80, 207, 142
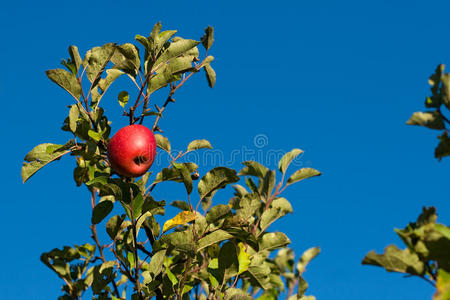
198, 167, 240, 200
98, 69, 124, 93
200, 55, 215, 67
162, 211, 197, 233
92, 200, 114, 224
197, 229, 233, 251
46, 69, 81, 99
206, 204, 231, 224
278, 149, 304, 174
147, 70, 178, 95
436, 132, 450, 160
239, 161, 269, 179
154, 163, 198, 183
204, 64, 216, 88
170, 200, 191, 211
259, 198, 293, 233
201, 26, 214, 51
261, 170, 276, 200
237, 242, 251, 275
362, 245, 425, 275
298, 276, 308, 297
187, 139, 213, 152
83, 43, 116, 85
148, 249, 166, 278
161, 230, 194, 254
224, 288, 252, 300
88, 130, 102, 142
297, 247, 320, 275
22, 143, 71, 183
436, 269, 450, 300
106, 215, 126, 240
219, 242, 239, 280
286, 168, 321, 186
172, 162, 193, 195
68, 104, 79, 133
154, 38, 200, 69
154, 134, 171, 153
248, 254, 271, 289
111, 43, 140, 77
406, 111, 445, 130
259, 232, 291, 252
118, 91, 129, 108
68, 45, 82, 74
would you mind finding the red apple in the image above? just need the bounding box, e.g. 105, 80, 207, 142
107, 124, 157, 177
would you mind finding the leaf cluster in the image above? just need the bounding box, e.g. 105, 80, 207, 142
362, 207, 450, 299
406, 64, 450, 160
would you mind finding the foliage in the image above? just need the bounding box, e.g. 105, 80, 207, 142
21, 23, 321, 299
362, 207, 450, 299
406, 64, 450, 160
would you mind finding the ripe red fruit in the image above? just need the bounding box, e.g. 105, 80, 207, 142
107, 124, 157, 177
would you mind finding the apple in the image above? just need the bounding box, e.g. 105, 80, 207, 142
107, 124, 157, 177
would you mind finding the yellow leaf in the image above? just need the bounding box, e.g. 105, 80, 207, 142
163, 210, 197, 233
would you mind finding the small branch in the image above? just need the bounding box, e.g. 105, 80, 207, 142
129, 188, 143, 297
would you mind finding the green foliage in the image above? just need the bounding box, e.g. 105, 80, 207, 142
407, 64, 450, 160
363, 206, 450, 297
22, 23, 321, 299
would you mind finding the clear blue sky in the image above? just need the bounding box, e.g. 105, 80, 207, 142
1, 0, 450, 299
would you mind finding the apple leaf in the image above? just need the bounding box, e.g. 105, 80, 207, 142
224, 288, 252, 300
436, 132, 450, 160
154, 134, 171, 153
106, 215, 126, 240
297, 247, 321, 275
197, 230, 233, 251
201, 26, 214, 51
362, 245, 425, 275
68, 45, 82, 74
172, 163, 193, 195
237, 242, 251, 275
22, 143, 72, 183
187, 139, 213, 152
153, 38, 200, 69
111, 43, 140, 77
286, 168, 321, 186
118, 91, 129, 108
148, 249, 166, 278
278, 148, 304, 174
46, 68, 81, 100
204, 64, 216, 88
258, 232, 291, 252
68, 104, 79, 133
92, 200, 114, 224
406, 111, 445, 130
198, 167, 240, 200
162, 210, 197, 233
98, 69, 124, 94
239, 161, 269, 179
83, 43, 116, 85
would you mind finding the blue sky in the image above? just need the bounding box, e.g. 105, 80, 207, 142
2, 0, 450, 299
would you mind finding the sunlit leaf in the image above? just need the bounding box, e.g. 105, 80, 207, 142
154, 134, 171, 152
198, 167, 240, 200
278, 148, 304, 174
22, 143, 72, 183
187, 139, 213, 152
46, 69, 81, 99
286, 168, 321, 186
